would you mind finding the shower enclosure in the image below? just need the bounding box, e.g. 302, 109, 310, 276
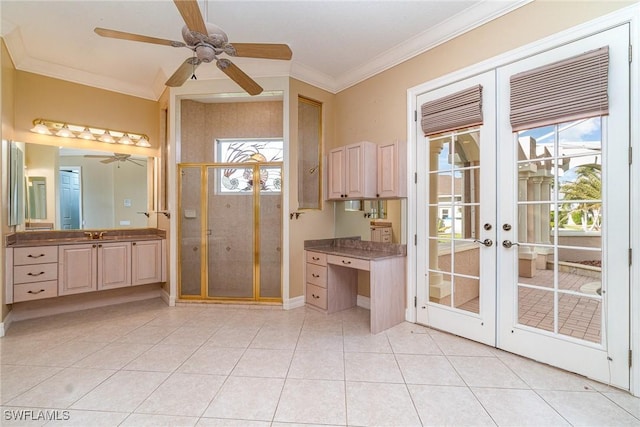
178, 139, 283, 302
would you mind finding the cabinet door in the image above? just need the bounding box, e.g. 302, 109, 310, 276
98, 242, 131, 290
377, 140, 407, 198
327, 148, 346, 200
346, 142, 377, 199
132, 240, 163, 285
58, 244, 97, 296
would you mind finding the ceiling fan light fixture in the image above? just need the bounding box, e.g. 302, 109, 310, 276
99, 130, 115, 143
195, 44, 216, 63
30, 120, 52, 135
136, 136, 151, 147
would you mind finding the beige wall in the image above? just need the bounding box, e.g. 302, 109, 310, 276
334, 1, 634, 146
13, 71, 160, 158
288, 79, 337, 299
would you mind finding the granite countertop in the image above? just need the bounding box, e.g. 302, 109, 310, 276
305, 237, 406, 261
5, 228, 166, 248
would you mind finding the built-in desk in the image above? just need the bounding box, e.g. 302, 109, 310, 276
304, 238, 407, 334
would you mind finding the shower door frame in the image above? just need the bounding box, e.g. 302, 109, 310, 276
177, 162, 283, 303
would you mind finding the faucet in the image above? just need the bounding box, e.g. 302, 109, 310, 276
84, 231, 107, 240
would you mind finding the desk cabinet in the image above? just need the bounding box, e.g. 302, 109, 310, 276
305, 250, 357, 313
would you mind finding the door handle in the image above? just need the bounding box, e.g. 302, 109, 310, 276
502, 240, 520, 248
473, 238, 493, 247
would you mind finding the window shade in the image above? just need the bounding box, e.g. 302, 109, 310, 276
420, 85, 483, 136
510, 46, 609, 131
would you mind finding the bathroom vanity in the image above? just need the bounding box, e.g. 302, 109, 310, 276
5, 229, 166, 304
304, 238, 407, 334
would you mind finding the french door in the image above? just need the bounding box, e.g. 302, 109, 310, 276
416, 25, 630, 388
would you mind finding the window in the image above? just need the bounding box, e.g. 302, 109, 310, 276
215, 139, 283, 193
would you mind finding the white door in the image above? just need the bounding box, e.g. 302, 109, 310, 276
416, 25, 630, 388
496, 24, 630, 388
416, 71, 497, 346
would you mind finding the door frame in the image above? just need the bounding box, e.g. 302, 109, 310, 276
407, 4, 640, 396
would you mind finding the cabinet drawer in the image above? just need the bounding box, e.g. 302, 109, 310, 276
13, 280, 58, 302
306, 263, 327, 288
14, 262, 58, 284
381, 235, 392, 243
327, 254, 370, 271
14, 246, 58, 265
380, 228, 392, 236
306, 251, 327, 266
306, 283, 327, 310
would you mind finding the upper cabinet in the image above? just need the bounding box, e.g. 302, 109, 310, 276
327, 140, 406, 200
327, 141, 377, 200
377, 140, 407, 198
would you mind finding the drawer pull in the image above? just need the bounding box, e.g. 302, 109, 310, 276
27, 253, 46, 259
341, 260, 352, 265
27, 289, 45, 295
312, 256, 320, 261
311, 273, 320, 278
27, 271, 45, 277
312, 294, 320, 299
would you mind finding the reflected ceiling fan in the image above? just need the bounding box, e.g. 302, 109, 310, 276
94, 0, 292, 95
84, 153, 145, 167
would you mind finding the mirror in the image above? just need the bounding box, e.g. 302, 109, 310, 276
27, 176, 47, 219
21, 143, 155, 230
335, 199, 405, 243
297, 96, 322, 210
8, 141, 25, 226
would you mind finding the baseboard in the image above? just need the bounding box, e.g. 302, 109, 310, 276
161, 288, 175, 306
0, 310, 13, 337
284, 295, 305, 310
357, 295, 371, 310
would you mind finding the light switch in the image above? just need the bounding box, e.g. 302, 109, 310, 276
124, 198, 131, 207
184, 209, 197, 218
119, 220, 131, 225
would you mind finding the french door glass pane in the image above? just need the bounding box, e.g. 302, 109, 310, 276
428, 127, 482, 313
516, 118, 603, 344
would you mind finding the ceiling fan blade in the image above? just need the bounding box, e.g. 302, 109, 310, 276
94, 28, 185, 48
166, 57, 202, 87
216, 58, 263, 96
173, 0, 207, 34
100, 158, 118, 164
227, 43, 292, 60
84, 155, 112, 159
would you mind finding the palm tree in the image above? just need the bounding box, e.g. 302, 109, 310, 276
560, 164, 601, 231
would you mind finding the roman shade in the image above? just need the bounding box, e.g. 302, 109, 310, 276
510, 46, 609, 131
420, 85, 483, 136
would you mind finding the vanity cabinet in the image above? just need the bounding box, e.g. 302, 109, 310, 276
12, 246, 59, 302
377, 140, 407, 198
132, 240, 163, 285
327, 141, 377, 200
98, 242, 132, 290
58, 244, 98, 296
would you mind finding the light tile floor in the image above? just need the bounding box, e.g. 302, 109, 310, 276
1, 298, 639, 426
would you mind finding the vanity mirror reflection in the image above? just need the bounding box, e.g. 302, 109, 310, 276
335, 199, 406, 244
20, 143, 155, 230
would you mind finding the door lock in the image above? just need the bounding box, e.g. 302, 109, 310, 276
473, 238, 493, 247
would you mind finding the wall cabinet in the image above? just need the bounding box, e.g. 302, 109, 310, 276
327, 141, 377, 200
377, 140, 407, 198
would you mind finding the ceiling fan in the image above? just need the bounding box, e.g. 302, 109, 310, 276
84, 153, 145, 167
94, 0, 292, 95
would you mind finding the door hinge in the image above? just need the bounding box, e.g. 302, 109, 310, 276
630, 349, 633, 367
629, 45, 633, 63
414, 296, 417, 307
414, 110, 417, 122
630, 248, 633, 266
414, 234, 417, 246
630, 146, 633, 165
414, 172, 417, 184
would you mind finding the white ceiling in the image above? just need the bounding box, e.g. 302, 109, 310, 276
1, 0, 528, 100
